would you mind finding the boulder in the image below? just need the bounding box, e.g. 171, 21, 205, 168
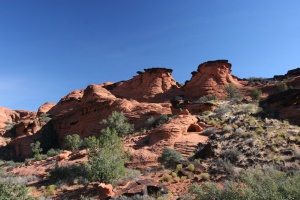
99, 183, 114, 198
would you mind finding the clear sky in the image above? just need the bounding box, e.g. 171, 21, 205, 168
1, 0, 300, 111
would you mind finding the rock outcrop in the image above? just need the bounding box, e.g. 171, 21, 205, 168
126, 113, 208, 168
260, 89, 300, 125
106, 68, 183, 102
37, 102, 56, 115
184, 60, 242, 99
49, 84, 172, 145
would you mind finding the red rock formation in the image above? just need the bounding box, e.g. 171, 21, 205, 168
0, 107, 19, 135
126, 113, 208, 168
184, 60, 242, 100
148, 114, 199, 144
49, 84, 172, 145
107, 68, 183, 102
99, 183, 114, 198
37, 102, 56, 115
9, 135, 34, 158
260, 89, 300, 125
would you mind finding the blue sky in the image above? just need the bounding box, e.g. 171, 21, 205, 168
1, 0, 300, 111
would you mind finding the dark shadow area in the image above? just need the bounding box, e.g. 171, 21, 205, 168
259, 89, 300, 126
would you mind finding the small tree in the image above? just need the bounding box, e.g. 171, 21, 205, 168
63, 134, 82, 151
250, 88, 262, 101
30, 141, 43, 160
101, 111, 134, 136
223, 84, 242, 99
87, 128, 126, 184
158, 148, 184, 167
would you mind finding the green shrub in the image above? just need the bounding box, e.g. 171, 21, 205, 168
176, 164, 183, 170
195, 94, 217, 103
214, 106, 231, 118
48, 163, 88, 184
30, 141, 43, 160
158, 148, 184, 167
0, 181, 33, 200
188, 168, 300, 200
276, 82, 288, 92
186, 164, 195, 171
161, 174, 172, 182
174, 177, 181, 183
250, 88, 262, 100
39, 113, 52, 123
101, 111, 134, 136
223, 84, 242, 99
46, 148, 62, 157
171, 171, 178, 178
87, 128, 126, 185
43, 184, 56, 196
81, 136, 101, 150
220, 148, 242, 164
63, 134, 82, 151
200, 173, 210, 180
147, 114, 171, 128
181, 176, 187, 180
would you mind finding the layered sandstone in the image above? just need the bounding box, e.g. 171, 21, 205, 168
49, 84, 172, 145
184, 60, 242, 99
107, 68, 183, 102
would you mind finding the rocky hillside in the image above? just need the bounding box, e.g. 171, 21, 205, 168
0, 60, 300, 199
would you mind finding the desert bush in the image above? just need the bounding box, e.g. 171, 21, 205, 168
46, 148, 62, 157
238, 104, 257, 114
101, 111, 134, 136
223, 84, 242, 99
220, 148, 242, 164
30, 141, 44, 160
195, 94, 217, 103
0, 181, 33, 200
147, 114, 170, 128
63, 134, 82, 151
202, 127, 217, 136
174, 177, 180, 183
171, 171, 178, 178
181, 176, 187, 180
118, 169, 141, 182
42, 185, 56, 197
113, 195, 155, 200
234, 128, 245, 136
200, 173, 210, 180
48, 163, 88, 184
187, 167, 300, 200
161, 174, 172, 182
186, 164, 195, 171
214, 106, 231, 118
176, 164, 183, 170
250, 88, 262, 100
276, 82, 288, 92
39, 113, 52, 123
223, 125, 233, 133
158, 148, 184, 167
